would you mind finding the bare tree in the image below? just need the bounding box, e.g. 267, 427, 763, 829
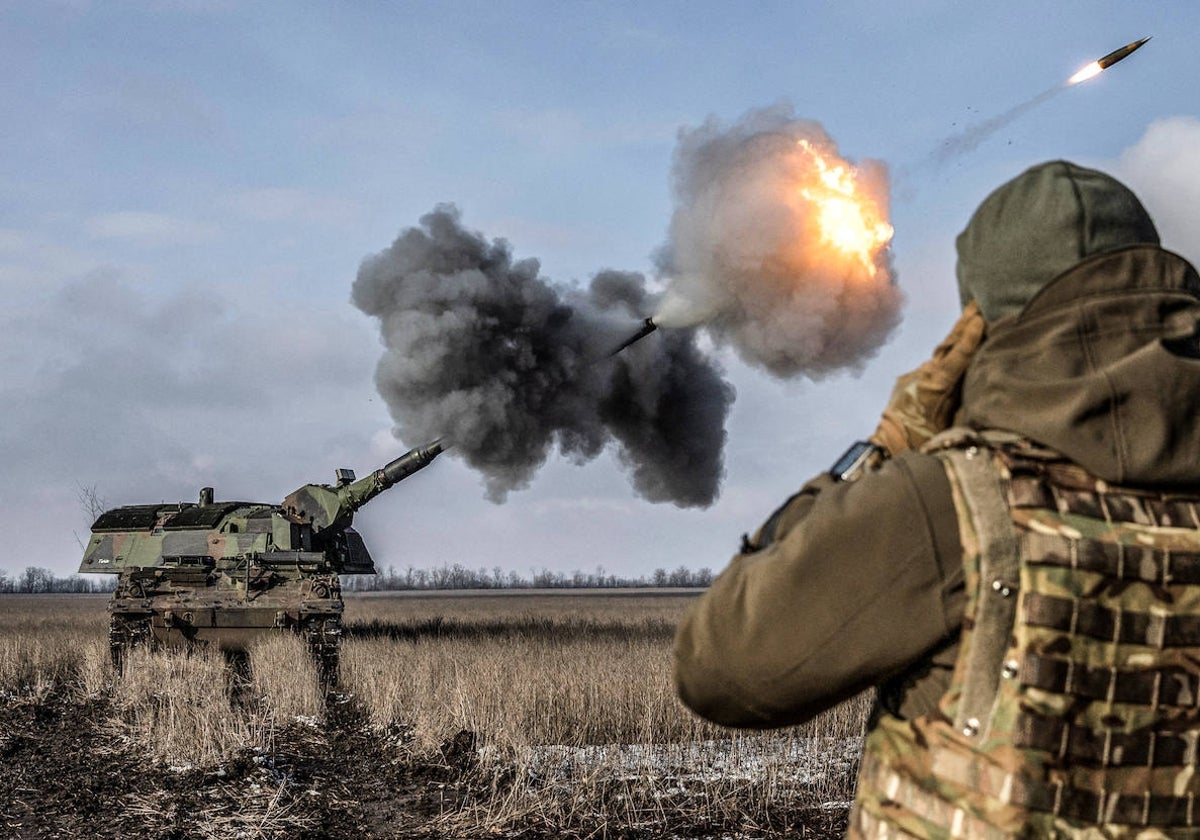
72, 482, 108, 551
77, 483, 107, 521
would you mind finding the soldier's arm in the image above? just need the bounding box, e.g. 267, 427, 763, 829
673, 451, 964, 729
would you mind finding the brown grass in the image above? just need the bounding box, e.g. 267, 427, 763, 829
0, 590, 868, 837
112, 644, 255, 766
0, 594, 109, 700
341, 592, 868, 836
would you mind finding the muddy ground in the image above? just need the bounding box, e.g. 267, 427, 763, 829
0, 692, 850, 839
0, 691, 479, 840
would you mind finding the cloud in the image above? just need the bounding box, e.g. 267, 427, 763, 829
0, 229, 134, 301
1114, 116, 1200, 266
33, 272, 369, 413
84, 211, 219, 245
0, 228, 28, 252
224, 187, 362, 227
0, 266, 382, 574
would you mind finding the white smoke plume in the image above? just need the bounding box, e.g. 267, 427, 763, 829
654, 103, 902, 378
353, 206, 734, 506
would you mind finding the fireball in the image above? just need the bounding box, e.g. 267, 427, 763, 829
795, 139, 894, 278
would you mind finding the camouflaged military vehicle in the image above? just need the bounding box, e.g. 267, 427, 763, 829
79, 441, 444, 680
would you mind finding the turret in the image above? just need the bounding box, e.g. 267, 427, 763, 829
281, 440, 445, 532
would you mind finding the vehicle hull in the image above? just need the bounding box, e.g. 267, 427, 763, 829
108, 565, 344, 682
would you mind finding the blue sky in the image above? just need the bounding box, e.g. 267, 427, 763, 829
2, 1, 1197, 579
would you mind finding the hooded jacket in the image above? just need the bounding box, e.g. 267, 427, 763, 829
674, 168, 1200, 731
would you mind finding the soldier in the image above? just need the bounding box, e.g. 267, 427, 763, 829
674, 160, 1200, 837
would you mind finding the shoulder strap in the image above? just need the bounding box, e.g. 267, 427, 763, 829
939, 444, 1021, 740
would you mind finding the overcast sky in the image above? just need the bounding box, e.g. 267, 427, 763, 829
2, 1, 1198, 580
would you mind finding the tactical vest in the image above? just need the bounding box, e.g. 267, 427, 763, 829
849, 431, 1200, 839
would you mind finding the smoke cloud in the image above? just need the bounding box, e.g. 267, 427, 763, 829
356, 104, 906, 504
654, 103, 902, 378
353, 206, 734, 506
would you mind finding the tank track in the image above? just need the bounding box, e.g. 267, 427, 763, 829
109, 613, 154, 674
303, 616, 342, 688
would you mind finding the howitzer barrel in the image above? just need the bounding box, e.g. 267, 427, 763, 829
380, 439, 445, 488
283, 440, 446, 531
337, 440, 445, 515
609, 317, 658, 357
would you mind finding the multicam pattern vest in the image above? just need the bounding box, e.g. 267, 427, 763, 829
850, 431, 1200, 839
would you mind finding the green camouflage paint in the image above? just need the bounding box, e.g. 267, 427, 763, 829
82, 442, 444, 680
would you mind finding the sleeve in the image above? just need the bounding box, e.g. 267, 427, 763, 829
673, 450, 964, 729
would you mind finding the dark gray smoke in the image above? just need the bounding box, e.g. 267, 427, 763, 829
352, 206, 734, 506
653, 103, 902, 378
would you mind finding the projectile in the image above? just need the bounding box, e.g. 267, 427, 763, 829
1069, 36, 1151, 84
608, 317, 658, 357
1097, 36, 1151, 70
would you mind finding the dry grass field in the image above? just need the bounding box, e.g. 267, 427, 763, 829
0, 591, 868, 839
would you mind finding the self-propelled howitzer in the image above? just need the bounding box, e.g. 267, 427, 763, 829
81, 441, 444, 678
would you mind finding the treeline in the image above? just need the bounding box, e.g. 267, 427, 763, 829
0, 567, 116, 594
342, 563, 714, 592
0, 564, 715, 594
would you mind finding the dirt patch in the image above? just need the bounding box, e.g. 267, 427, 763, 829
2, 693, 147, 839
0, 691, 852, 839
0, 692, 467, 840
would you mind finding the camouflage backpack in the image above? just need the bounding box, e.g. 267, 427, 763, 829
850, 430, 1200, 839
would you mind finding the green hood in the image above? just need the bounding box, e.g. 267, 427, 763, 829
956, 160, 1159, 323
960, 245, 1200, 487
